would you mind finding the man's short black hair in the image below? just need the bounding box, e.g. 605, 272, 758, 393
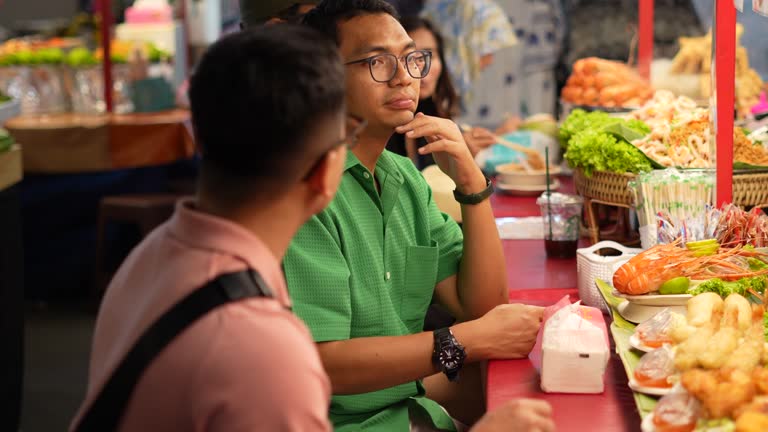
188, 25, 344, 199
302, 0, 400, 45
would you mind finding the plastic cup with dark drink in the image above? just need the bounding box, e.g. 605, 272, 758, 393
536, 192, 583, 259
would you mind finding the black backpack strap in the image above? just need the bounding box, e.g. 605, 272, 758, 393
74, 269, 276, 431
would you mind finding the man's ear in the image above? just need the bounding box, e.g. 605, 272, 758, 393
305, 148, 343, 200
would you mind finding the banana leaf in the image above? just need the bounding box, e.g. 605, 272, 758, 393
603, 123, 666, 170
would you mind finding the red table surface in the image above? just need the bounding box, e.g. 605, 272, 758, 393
494, 175, 584, 291
489, 176, 641, 431
491, 175, 574, 218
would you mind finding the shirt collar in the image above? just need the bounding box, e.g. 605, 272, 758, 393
345, 149, 403, 182
166, 198, 291, 307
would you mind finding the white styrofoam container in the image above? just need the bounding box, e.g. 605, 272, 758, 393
577, 241, 642, 313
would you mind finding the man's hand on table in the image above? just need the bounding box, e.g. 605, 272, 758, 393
472, 398, 555, 432
453, 304, 544, 361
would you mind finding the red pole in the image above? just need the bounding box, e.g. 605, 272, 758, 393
98, 0, 114, 113
637, 0, 654, 80
714, 0, 736, 206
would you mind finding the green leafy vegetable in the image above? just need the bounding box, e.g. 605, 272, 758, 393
748, 257, 768, 271
688, 276, 768, 297
764, 310, 768, 342
564, 130, 652, 176
560, 109, 654, 175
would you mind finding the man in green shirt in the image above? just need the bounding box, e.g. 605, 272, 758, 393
283, 1, 549, 431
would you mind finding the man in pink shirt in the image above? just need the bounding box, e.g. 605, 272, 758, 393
70, 25, 351, 431
70, 22, 554, 432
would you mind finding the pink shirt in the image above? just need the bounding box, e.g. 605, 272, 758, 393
71, 199, 331, 431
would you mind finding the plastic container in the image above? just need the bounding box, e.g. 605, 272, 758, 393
576, 241, 642, 313
537, 192, 583, 258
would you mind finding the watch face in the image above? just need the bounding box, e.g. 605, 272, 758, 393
440, 347, 464, 369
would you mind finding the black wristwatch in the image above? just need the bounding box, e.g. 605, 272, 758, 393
432, 327, 466, 382
453, 175, 493, 205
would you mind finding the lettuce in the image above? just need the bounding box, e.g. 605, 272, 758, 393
563, 130, 652, 176
560, 109, 654, 175
688, 276, 768, 297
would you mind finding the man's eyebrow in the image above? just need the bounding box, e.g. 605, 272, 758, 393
351, 40, 417, 58
351, 45, 388, 57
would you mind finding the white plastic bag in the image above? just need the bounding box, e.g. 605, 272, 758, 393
541, 302, 609, 393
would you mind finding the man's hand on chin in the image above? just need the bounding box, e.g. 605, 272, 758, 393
395, 113, 485, 194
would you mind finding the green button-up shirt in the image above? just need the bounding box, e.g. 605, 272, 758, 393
284, 150, 464, 431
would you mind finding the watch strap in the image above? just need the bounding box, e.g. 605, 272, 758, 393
432, 327, 465, 382
453, 175, 493, 205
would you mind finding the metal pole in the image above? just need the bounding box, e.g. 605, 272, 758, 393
98, 0, 113, 113
713, 0, 736, 205
638, 0, 654, 80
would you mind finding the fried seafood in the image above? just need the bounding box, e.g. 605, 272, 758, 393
723, 306, 766, 373
681, 368, 757, 419
699, 309, 741, 369
675, 310, 721, 371
734, 395, 768, 432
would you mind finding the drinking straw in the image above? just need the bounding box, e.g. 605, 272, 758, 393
545, 146, 553, 239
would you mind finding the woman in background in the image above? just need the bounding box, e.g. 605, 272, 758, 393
387, 16, 497, 169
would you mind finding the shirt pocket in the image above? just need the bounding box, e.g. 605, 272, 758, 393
400, 243, 439, 331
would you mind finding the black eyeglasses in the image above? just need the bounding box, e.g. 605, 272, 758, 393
302, 116, 368, 180
345, 50, 432, 83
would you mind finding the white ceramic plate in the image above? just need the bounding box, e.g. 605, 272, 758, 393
629, 334, 655, 353
628, 378, 673, 397
496, 179, 560, 196
611, 289, 692, 306
640, 413, 656, 432
617, 301, 687, 324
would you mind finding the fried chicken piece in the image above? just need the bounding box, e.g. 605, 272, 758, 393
682, 368, 756, 419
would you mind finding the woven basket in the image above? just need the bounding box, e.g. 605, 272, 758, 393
573, 170, 637, 207
577, 241, 642, 313
575, 169, 768, 210
733, 172, 768, 208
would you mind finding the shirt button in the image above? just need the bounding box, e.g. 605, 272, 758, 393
363, 172, 370, 179
385, 271, 391, 281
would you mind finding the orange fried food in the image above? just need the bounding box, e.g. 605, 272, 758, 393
754, 367, 768, 395
735, 411, 768, 432
681, 368, 756, 419
735, 396, 768, 432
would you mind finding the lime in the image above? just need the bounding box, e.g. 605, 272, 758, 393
660, 277, 690, 295
686, 239, 718, 250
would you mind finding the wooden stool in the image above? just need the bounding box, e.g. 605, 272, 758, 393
94, 194, 181, 294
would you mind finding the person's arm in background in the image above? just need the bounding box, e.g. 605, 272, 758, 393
471, 399, 555, 432
463, 127, 496, 156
